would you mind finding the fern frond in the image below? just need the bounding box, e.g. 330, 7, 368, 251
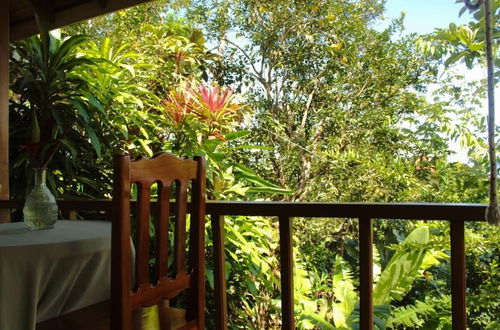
387, 300, 435, 328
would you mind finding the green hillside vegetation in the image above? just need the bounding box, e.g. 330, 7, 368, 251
9, 0, 499, 328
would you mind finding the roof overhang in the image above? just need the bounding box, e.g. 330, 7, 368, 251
9, 0, 154, 41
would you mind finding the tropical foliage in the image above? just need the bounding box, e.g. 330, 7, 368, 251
9, 30, 102, 198
8, 0, 500, 329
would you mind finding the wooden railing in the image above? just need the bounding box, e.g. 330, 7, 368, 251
0, 199, 486, 330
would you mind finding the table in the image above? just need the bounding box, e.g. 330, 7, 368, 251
0, 220, 111, 330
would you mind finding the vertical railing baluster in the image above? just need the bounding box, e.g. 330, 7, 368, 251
359, 217, 373, 330
212, 214, 228, 330
450, 219, 466, 330
68, 210, 77, 220
279, 215, 294, 330
62, 209, 77, 220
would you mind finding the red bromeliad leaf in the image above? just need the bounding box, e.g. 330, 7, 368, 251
161, 86, 193, 125
211, 132, 226, 141
199, 85, 234, 113
19, 138, 62, 168
19, 140, 42, 160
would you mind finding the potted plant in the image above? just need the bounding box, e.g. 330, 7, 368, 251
10, 28, 101, 228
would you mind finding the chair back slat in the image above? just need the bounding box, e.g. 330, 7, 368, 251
156, 183, 170, 280
174, 181, 188, 276
136, 182, 152, 290
111, 153, 206, 330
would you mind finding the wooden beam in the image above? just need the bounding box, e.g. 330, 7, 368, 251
359, 218, 374, 330
0, 0, 10, 222
10, 0, 154, 40
97, 0, 109, 9
279, 215, 295, 330
212, 215, 228, 330
450, 219, 467, 329
25, 0, 54, 26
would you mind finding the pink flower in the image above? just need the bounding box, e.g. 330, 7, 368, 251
199, 85, 234, 114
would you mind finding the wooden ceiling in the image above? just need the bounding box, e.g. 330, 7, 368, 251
9, 0, 153, 41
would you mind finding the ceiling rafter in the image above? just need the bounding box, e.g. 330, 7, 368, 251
25, 0, 54, 26
9, 0, 154, 40
97, 0, 109, 9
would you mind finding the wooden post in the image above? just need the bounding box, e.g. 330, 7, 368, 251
450, 219, 467, 329
279, 216, 294, 330
359, 217, 373, 330
212, 214, 228, 330
0, 0, 10, 222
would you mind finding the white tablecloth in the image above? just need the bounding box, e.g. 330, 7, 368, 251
0, 220, 111, 330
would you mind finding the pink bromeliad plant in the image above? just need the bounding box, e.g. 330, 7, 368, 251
161, 81, 244, 140
196, 85, 241, 121
161, 81, 194, 126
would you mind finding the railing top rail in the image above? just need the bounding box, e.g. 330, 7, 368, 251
0, 199, 486, 221
206, 201, 486, 221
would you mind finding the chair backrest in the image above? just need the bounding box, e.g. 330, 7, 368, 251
111, 153, 206, 330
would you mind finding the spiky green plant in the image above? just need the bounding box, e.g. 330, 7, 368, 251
10, 30, 102, 197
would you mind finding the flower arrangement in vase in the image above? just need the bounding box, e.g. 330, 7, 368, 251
11, 28, 100, 228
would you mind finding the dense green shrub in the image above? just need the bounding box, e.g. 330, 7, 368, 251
8, 0, 499, 328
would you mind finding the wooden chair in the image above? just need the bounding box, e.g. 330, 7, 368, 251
112, 152, 206, 330
37, 153, 205, 330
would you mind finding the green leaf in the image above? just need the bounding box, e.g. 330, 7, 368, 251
202, 139, 223, 153
373, 227, 430, 305
70, 99, 90, 123
387, 300, 434, 328
232, 163, 278, 187
29, 111, 40, 142
120, 63, 135, 76
469, 42, 483, 51
117, 91, 144, 108
85, 125, 101, 157
81, 91, 104, 113
331, 257, 357, 327
224, 130, 251, 141
138, 139, 153, 156
59, 58, 95, 71
59, 138, 78, 161
51, 35, 90, 69
444, 52, 465, 67
101, 37, 111, 59
459, 6, 467, 17
205, 268, 214, 289
300, 313, 336, 329
51, 107, 64, 133
349, 304, 391, 330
